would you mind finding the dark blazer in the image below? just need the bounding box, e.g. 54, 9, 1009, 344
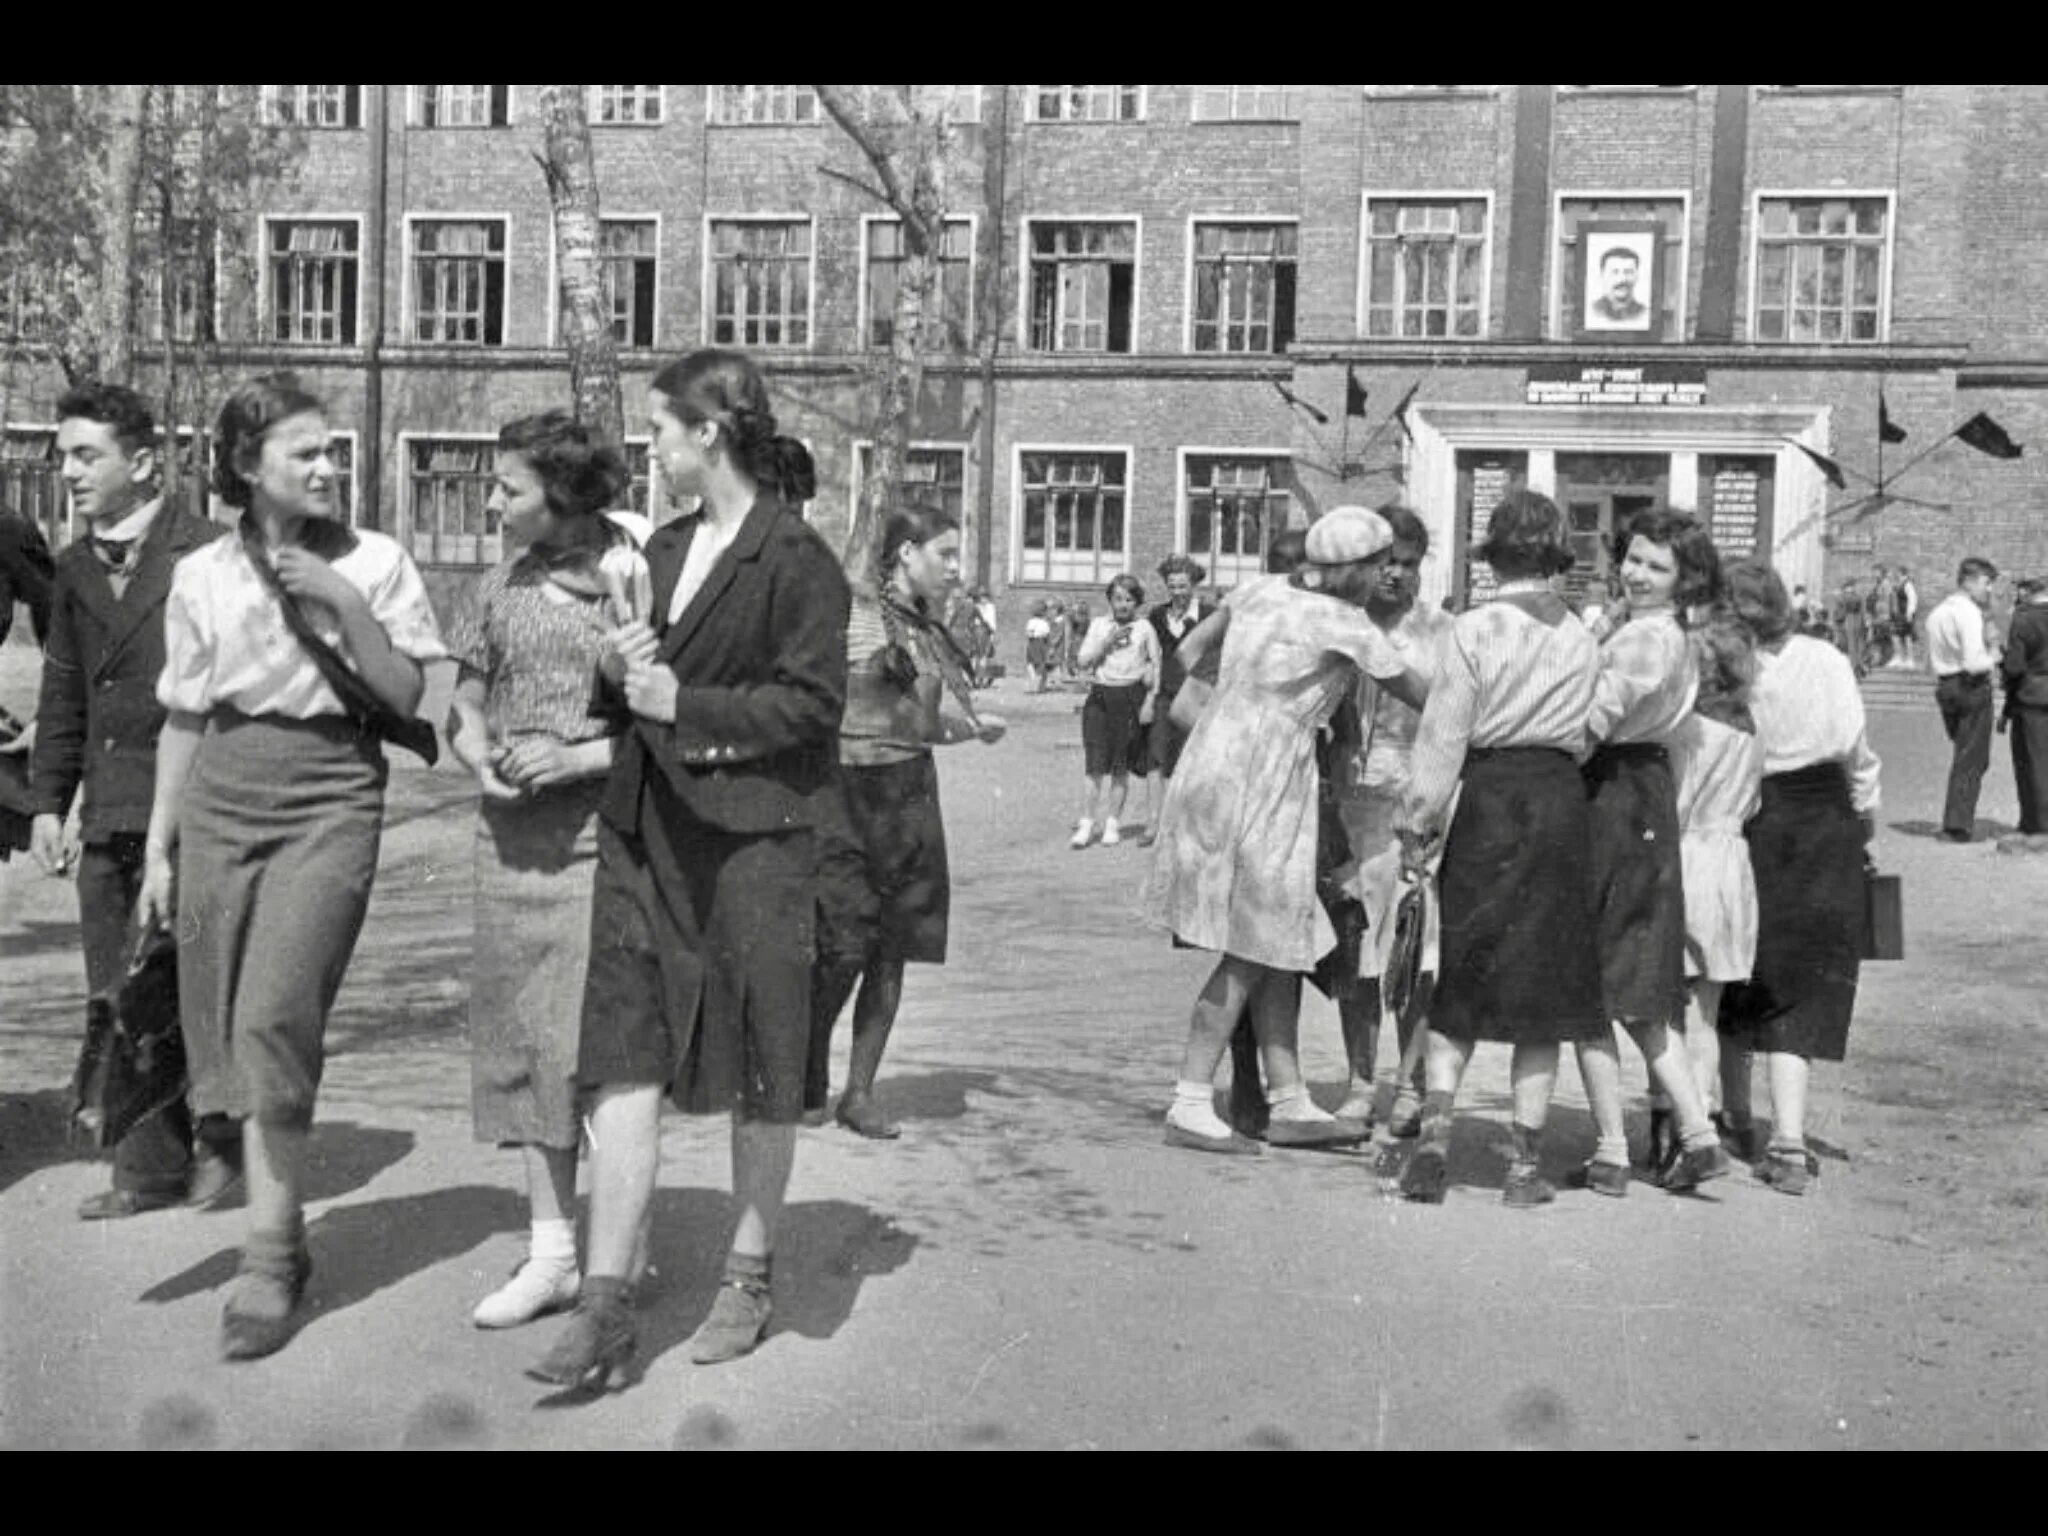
1146, 598, 1208, 698
602, 495, 849, 838
30, 503, 224, 841
2003, 603, 2048, 710
0, 507, 54, 648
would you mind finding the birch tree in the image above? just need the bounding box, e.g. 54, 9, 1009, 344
535, 85, 623, 447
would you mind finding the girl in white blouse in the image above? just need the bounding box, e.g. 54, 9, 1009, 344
140, 374, 446, 1360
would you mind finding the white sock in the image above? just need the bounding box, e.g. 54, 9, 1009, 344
530, 1217, 577, 1266
1104, 817, 1121, 836
1266, 1083, 1334, 1123
1168, 1081, 1233, 1138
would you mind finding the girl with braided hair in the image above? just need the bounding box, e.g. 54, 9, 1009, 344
806, 501, 1006, 1138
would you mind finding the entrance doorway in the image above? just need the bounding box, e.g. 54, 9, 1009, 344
1554, 451, 1670, 601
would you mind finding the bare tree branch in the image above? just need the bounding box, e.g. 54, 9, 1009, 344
817, 163, 893, 208
816, 84, 909, 214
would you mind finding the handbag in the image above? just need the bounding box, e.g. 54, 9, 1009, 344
1862, 857, 1904, 962
70, 925, 187, 1149
1383, 875, 1433, 1028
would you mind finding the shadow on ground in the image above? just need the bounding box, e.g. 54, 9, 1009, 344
0, 1086, 84, 1195
1887, 816, 2016, 842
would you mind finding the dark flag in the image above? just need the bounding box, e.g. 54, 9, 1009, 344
1793, 441, 1848, 490
1956, 411, 2023, 460
1878, 391, 1907, 444
1391, 382, 1419, 444
1274, 381, 1329, 425
1345, 366, 1369, 419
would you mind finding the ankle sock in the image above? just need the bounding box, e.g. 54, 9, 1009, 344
1418, 1089, 1456, 1144
725, 1250, 771, 1288
1679, 1125, 1720, 1154
1169, 1081, 1234, 1139
1594, 1134, 1631, 1167
530, 1217, 576, 1266
1265, 1083, 1332, 1122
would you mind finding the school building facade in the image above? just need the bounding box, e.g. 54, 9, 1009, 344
4, 85, 2045, 638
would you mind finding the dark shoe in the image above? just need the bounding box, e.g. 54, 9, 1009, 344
527, 1278, 639, 1392
800, 1105, 831, 1129
1399, 1142, 1449, 1204
1164, 1121, 1263, 1156
1502, 1164, 1556, 1208
1940, 829, 1974, 844
1644, 1109, 1679, 1182
689, 1278, 772, 1365
1265, 1115, 1369, 1149
220, 1245, 312, 1362
1573, 1160, 1631, 1198
1712, 1111, 1764, 1163
835, 1092, 900, 1141
1384, 1093, 1423, 1139
186, 1146, 245, 1211
78, 1186, 184, 1221
1662, 1142, 1733, 1194
1755, 1149, 1814, 1196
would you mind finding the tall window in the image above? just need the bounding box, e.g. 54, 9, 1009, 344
407, 438, 498, 564
561, 218, 657, 348
1186, 455, 1288, 589
1190, 86, 1298, 121
328, 435, 356, 523
855, 444, 968, 523
622, 441, 653, 518
708, 219, 811, 348
0, 262, 51, 343
710, 86, 818, 124
1027, 221, 1136, 353
0, 430, 62, 549
865, 218, 973, 350
412, 219, 507, 345
1030, 85, 1142, 122
136, 218, 211, 345
591, 86, 662, 124
1753, 196, 1888, 342
1554, 197, 1684, 340
414, 86, 508, 127
1019, 450, 1126, 584
268, 221, 359, 344
1192, 222, 1297, 354
1363, 198, 1488, 338
262, 85, 360, 127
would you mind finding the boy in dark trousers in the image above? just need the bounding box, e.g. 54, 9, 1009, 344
30, 383, 239, 1219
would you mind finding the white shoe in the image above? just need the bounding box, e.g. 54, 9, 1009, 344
1101, 819, 1122, 846
472, 1255, 580, 1329
1070, 820, 1095, 850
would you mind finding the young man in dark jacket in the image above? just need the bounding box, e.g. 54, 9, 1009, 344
29, 383, 239, 1219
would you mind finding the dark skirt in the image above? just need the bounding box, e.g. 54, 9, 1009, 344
1431, 748, 1605, 1044
1583, 743, 1687, 1023
814, 753, 951, 966
578, 779, 813, 1124
1149, 708, 1190, 778
178, 711, 386, 1128
1719, 763, 1863, 1062
1082, 681, 1149, 777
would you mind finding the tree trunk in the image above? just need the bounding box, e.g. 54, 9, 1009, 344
97, 83, 145, 384
536, 85, 622, 448
154, 169, 182, 510
971, 84, 1009, 592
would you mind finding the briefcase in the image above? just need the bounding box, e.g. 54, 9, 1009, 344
70, 926, 187, 1148
1862, 862, 1904, 962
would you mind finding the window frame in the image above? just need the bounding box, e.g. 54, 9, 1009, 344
409, 85, 512, 128
1747, 188, 1896, 345
589, 85, 665, 126
404, 212, 513, 347
705, 85, 823, 126
546, 211, 662, 350
325, 429, 360, 526
1183, 215, 1300, 356
1548, 188, 1691, 342
1355, 189, 1495, 341
1176, 446, 1293, 589
1017, 215, 1144, 356
398, 430, 502, 566
1188, 86, 1299, 122
850, 439, 971, 527
259, 213, 366, 348
858, 212, 979, 353
700, 213, 817, 351
133, 216, 224, 348
259, 84, 362, 128
1026, 85, 1147, 123
1010, 443, 1134, 587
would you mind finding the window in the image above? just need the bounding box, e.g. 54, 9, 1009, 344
268, 220, 360, 344
1192, 222, 1297, 354
0, 262, 52, 343
1018, 450, 1126, 584
412, 219, 507, 345
1753, 196, 1888, 343
560, 218, 657, 348
414, 86, 508, 127
855, 443, 968, 524
591, 86, 662, 124
262, 85, 360, 127
710, 86, 818, 125
1185, 455, 1288, 589
708, 219, 811, 348
865, 218, 973, 351
1191, 86, 1298, 121
136, 217, 211, 346
623, 440, 653, 518
1554, 197, 1684, 341
1026, 221, 1136, 353
0, 430, 62, 550
1363, 197, 1488, 338
1030, 86, 1142, 122
328, 434, 356, 523
407, 437, 499, 564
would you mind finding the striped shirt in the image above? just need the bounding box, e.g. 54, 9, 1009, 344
1399, 586, 1600, 838
1749, 633, 1882, 812
1587, 610, 1698, 747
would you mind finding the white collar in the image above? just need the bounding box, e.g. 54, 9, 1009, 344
93, 496, 163, 545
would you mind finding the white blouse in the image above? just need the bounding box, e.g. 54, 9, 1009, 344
1749, 633, 1882, 812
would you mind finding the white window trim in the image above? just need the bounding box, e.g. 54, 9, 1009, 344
396, 429, 499, 563
1746, 187, 1896, 345
1181, 214, 1299, 355
1173, 445, 1293, 558
848, 437, 970, 525
703, 85, 824, 126
1009, 442, 1135, 586
1017, 214, 1145, 356
1548, 187, 1691, 341
856, 211, 979, 352
257, 212, 367, 348
1025, 85, 1148, 123
1187, 86, 1300, 123
545, 211, 662, 349
588, 85, 665, 126
403, 211, 513, 347
325, 428, 361, 526
259, 84, 364, 128
700, 212, 818, 352
621, 433, 663, 520
1355, 188, 1496, 340
407, 85, 514, 128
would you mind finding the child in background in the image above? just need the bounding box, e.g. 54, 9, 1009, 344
1072, 576, 1160, 849
1024, 600, 1052, 693
1045, 598, 1070, 684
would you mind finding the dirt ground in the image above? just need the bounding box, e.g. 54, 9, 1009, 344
2, 631, 2044, 1449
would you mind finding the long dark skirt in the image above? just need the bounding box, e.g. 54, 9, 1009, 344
1431, 748, 1605, 1044
1719, 763, 1863, 1062
1082, 681, 1149, 777
1583, 743, 1687, 1023
178, 711, 386, 1128
814, 753, 951, 967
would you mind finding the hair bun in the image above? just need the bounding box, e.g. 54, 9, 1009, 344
765, 434, 816, 504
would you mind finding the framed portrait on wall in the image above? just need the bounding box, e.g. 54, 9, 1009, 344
1578, 222, 1661, 339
